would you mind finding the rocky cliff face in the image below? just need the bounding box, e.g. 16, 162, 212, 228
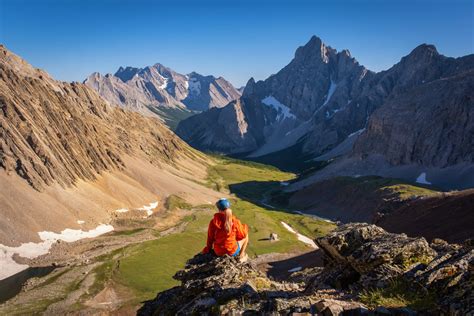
139, 223, 473, 315
0, 45, 191, 191
84, 64, 241, 116
177, 36, 373, 155
352, 69, 474, 167
176, 36, 474, 174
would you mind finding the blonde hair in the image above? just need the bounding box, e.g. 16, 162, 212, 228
224, 208, 233, 233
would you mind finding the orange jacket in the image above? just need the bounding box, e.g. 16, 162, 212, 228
202, 212, 248, 256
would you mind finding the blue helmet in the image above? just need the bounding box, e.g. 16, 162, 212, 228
216, 198, 230, 211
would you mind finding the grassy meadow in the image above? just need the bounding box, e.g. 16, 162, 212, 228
86, 156, 335, 306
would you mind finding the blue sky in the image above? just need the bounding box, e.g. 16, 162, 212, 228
0, 0, 472, 87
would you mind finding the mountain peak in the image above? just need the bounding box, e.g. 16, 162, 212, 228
309, 35, 323, 44
114, 66, 140, 82
242, 77, 256, 97
294, 35, 332, 63
407, 44, 439, 59
341, 49, 351, 58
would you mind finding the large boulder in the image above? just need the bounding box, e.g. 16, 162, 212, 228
316, 223, 436, 287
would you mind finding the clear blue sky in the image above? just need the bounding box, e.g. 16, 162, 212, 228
0, 0, 472, 87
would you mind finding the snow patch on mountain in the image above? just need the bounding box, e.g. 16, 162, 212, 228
139, 201, 159, 217
261, 96, 296, 121
281, 221, 317, 248
157, 73, 169, 90
0, 224, 114, 280
416, 172, 432, 185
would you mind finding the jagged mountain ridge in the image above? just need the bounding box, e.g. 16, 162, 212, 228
177, 36, 374, 155
84, 63, 241, 116
176, 36, 474, 172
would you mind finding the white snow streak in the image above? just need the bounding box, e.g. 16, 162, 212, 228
281, 222, 317, 249
322, 80, 337, 106
288, 266, 302, 273
348, 128, 366, 138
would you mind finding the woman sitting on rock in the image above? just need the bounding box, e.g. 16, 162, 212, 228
202, 198, 249, 262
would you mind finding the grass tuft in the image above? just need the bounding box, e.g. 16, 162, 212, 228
359, 278, 437, 310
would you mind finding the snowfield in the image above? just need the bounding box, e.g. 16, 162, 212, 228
261, 96, 296, 121
0, 224, 114, 280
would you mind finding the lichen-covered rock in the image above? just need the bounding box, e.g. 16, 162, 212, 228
138, 253, 366, 315
316, 223, 474, 314
414, 246, 474, 313
316, 223, 436, 287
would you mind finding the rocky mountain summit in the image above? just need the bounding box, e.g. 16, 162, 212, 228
84, 63, 241, 115
139, 223, 473, 315
176, 36, 474, 188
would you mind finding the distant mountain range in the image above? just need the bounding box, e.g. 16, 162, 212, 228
176, 36, 474, 189
84, 64, 241, 128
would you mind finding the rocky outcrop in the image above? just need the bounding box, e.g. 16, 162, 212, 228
138, 253, 367, 315
0, 45, 194, 191
84, 64, 241, 115
140, 223, 473, 315
316, 224, 473, 314
316, 223, 437, 289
